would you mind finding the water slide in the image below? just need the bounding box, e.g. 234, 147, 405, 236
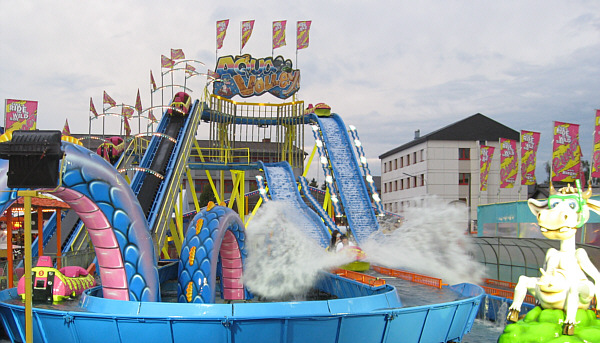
310, 113, 379, 243
260, 161, 330, 247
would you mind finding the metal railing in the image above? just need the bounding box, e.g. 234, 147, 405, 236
372, 265, 447, 289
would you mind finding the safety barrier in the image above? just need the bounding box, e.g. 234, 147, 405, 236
332, 269, 386, 287
372, 265, 446, 289
482, 278, 535, 304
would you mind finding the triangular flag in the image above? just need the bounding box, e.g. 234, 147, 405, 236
135, 89, 142, 114
124, 116, 131, 137
161, 55, 174, 68
62, 119, 70, 136
122, 106, 134, 118
185, 63, 196, 77
148, 110, 158, 123
148, 109, 157, 123
90, 97, 99, 117
171, 48, 185, 60
103, 91, 116, 107
150, 70, 157, 91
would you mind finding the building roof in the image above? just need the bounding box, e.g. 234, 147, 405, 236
379, 113, 520, 159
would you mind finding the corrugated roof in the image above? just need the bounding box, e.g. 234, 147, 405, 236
379, 113, 520, 158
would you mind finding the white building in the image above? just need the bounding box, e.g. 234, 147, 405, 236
379, 113, 527, 229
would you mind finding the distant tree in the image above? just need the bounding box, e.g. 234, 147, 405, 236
309, 178, 318, 188
198, 185, 217, 208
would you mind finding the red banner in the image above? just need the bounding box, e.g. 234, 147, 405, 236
272, 20, 286, 49
241, 20, 255, 50
520, 130, 540, 185
552, 121, 581, 182
216, 20, 229, 50
500, 138, 517, 188
480, 146, 495, 191
592, 110, 600, 178
297, 21, 312, 50
135, 89, 142, 114
5, 99, 38, 133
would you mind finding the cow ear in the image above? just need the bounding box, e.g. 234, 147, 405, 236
586, 199, 600, 215
528, 198, 548, 217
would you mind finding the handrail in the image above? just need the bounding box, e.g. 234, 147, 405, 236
372, 265, 446, 289
332, 269, 386, 287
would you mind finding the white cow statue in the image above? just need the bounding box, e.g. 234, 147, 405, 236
507, 180, 600, 335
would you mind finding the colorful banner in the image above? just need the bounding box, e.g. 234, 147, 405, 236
480, 145, 495, 191
272, 20, 286, 49
552, 121, 581, 182
592, 110, 600, 178
90, 97, 99, 118
213, 54, 300, 99
5, 99, 38, 133
216, 19, 229, 50
297, 21, 312, 50
161, 55, 174, 69
148, 109, 157, 123
150, 70, 157, 91
520, 130, 540, 185
241, 20, 255, 50
62, 119, 70, 136
171, 48, 185, 60
499, 138, 517, 188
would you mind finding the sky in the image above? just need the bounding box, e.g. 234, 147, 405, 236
2, 1, 600, 182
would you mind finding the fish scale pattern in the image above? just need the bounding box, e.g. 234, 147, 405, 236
0, 142, 159, 302
177, 205, 248, 303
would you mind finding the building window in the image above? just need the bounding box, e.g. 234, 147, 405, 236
400, 179, 404, 190
459, 148, 470, 160
406, 154, 410, 165
394, 159, 398, 170
420, 174, 425, 186
413, 152, 418, 163
459, 173, 471, 185
394, 180, 398, 191
420, 149, 424, 162
400, 156, 404, 168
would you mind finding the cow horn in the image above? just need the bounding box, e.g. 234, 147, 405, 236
583, 181, 593, 199
549, 181, 557, 195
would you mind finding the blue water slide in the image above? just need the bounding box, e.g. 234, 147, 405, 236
260, 161, 330, 247
310, 113, 379, 244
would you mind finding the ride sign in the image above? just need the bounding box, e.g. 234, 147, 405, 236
212, 54, 300, 100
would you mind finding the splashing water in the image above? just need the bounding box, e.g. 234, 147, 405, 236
362, 196, 485, 285
243, 201, 354, 300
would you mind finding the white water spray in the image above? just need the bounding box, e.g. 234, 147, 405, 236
363, 196, 485, 285
243, 201, 354, 300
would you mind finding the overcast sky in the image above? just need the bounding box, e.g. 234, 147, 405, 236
2, 1, 600, 181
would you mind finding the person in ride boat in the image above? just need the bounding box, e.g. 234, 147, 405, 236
336, 234, 355, 253
329, 230, 342, 252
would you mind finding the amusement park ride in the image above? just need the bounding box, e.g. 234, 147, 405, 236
0, 54, 486, 343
